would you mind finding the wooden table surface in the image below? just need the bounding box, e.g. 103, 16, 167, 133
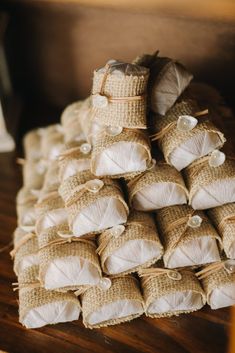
0, 102, 235, 353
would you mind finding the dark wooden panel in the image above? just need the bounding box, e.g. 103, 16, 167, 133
0, 1, 234, 127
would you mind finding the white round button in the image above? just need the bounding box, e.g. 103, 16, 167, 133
110, 225, 125, 238
224, 259, 235, 274
98, 277, 112, 290
167, 271, 182, 281
177, 115, 198, 132
209, 150, 226, 168
85, 179, 104, 193
105, 125, 123, 136
80, 143, 91, 155
92, 94, 109, 108
187, 215, 203, 229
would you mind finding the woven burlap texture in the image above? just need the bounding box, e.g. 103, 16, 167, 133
184, 158, 235, 205
91, 129, 152, 179
13, 231, 38, 275
208, 203, 235, 258
23, 129, 42, 161
81, 275, 144, 328
98, 211, 163, 275
41, 125, 64, 160
156, 205, 222, 266
38, 224, 101, 291
92, 66, 149, 129
18, 265, 80, 323
58, 170, 129, 233
141, 270, 206, 318
153, 100, 225, 164
22, 160, 45, 190
39, 160, 60, 197
58, 142, 91, 182
201, 265, 235, 303
35, 192, 64, 219
127, 162, 188, 205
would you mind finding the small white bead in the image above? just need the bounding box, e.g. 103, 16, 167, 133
105, 125, 123, 136
85, 179, 104, 193
80, 143, 91, 155
187, 215, 203, 229
209, 150, 226, 168
224, 259, 235, 274
167, 271, 182, 281
92, 94, 109, 108
98, 277, 112, 290
177, 115, 198, 132
110, 225, 125, 238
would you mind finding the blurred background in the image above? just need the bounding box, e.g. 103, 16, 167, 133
0, 0, 234, 140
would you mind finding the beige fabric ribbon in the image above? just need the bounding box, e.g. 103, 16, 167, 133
10, 232, 37, 258
12, 281, 41, 292
138, 267, 184, 286
64, 179, 122, 207
196, 260, 234, 280
58, 146, 91, 161
39, 231, 96, 252
96, 221, 155, 256
163, 212, 212, 251
150, 109, 209, 141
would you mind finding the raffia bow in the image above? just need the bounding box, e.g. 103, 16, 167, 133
63, 178, 122, 207
96, 221, 155, 256
150, 109, 209, 141
196, 260, 235, 280
138, 267, 183, 286
163, 211, 210, 251
39, 231, 96, 252
10, 232, 37, 259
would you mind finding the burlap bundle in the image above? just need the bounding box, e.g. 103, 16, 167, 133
127, 162, 188, 210
65, 175, 129, 236
39, 160, 60, 198
97, 211, 163, 275
91, 128, 152, 178
16, 187, 38, 205
198, 262, 235, 309
41, 124, 65, 161
152, 100, 225, 171
81, 275, 144, 328
18, 265, 81, 328
23, 128, 43, 161
38, 223, 101, 291
184, 157, 235, 210
35, 192, 64, 219
207, 204, 235, 259
156, 205, 221, 268
58, 141, 91, 182
132, 53, 193, 115
61, 101, 86, 143
11, 228, 38, 275
140, 269, 206, 318
16, 187, 38, 230
35, 192, 67, 236
21, 159, 46, 190
92, 61, 149, 129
